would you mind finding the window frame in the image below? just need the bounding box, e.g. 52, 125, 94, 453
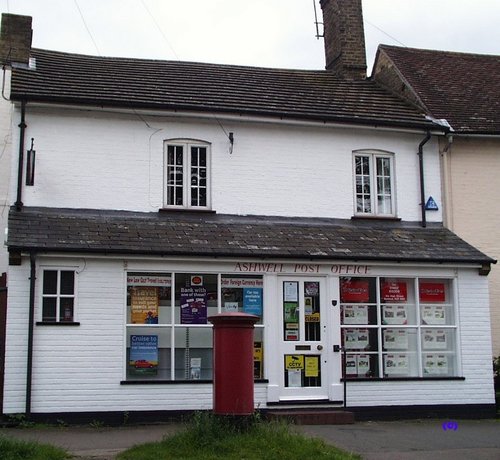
39, 268, 77, 324
163, 139, 211, 210
353, 150, 396, 217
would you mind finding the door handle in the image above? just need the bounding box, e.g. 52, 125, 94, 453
317, 345, 323, 351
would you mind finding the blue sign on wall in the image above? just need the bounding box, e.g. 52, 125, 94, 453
425, 196, 439, 211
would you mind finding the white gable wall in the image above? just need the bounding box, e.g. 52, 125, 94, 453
10, 106, 442, 222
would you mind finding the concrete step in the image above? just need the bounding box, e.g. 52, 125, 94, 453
265, 409, 355, 425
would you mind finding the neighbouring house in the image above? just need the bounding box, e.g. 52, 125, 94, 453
0, 0, 496, 422
373, 45, 500, 357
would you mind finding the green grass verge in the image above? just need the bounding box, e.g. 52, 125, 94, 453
0, 435, 70, 460
117, 413, 360, 460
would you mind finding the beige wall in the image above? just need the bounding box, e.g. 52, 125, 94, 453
441, 136, 500, 356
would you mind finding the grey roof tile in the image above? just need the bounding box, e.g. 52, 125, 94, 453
7, 207, 494, 265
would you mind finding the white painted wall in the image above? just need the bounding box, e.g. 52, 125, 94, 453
3, 256, 494, 414
10, 105, 443, 222
0, 69, 12, 275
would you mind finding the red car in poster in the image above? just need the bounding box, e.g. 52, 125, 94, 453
134, 359, 154, 369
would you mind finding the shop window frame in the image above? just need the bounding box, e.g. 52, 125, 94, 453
340, 276, 461, 380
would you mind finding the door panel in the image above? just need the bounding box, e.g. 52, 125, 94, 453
278, 277, 329, 400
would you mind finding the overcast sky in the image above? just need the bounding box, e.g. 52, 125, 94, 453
2, 0, 500, 74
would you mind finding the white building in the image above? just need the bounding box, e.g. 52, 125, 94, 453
1, 1, 496, 422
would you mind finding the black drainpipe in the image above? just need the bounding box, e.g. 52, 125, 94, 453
418, 132, 431, 228
15, 100, 27, 211
25, 251, 36, 417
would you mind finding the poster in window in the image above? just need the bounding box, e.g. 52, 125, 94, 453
304, 282, 319, 296
284, 302, 299, 322
422, 329, 448, 350
131, 286, 159, 324
129, 335, 158, 376
343, 305, 368, 324
345, 355, 357, 375
383, 328, 408, 350
284, 282, 298, 302
243, 288, 263, 316
305, 356, 319, 378
421, 305, 446, 325
288, 369, 302, 387
381, 281, 408, 302
357, 354, 370, 376
340, 280, 370, 303
180, 286, 207, 324
344, 328, 369, 350
419, 282, 446, 302
384, 353, 409, 375
423, 353, 449, 375
254, 342, 263, 379
190, 357, 201, 380
382, 305, 407, 325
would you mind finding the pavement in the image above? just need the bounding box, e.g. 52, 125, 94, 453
1, 419, 500, 459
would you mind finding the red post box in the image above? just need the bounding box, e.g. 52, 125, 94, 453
208, 312, 259, 415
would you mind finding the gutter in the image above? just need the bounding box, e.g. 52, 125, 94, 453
25, 251, 36, 417
14, 100, 27, 211
418, 132, 431, 227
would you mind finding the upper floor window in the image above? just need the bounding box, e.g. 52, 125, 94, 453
354, 151, 395, 217
41, 269, 76, 322
163, 140, 211, 209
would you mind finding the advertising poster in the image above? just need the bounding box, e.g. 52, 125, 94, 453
422, 329, 448, 350
243, 288, 263, 316
419, 282, 446, 302
305, 356, 319, 378
304, 282, 319, 296
382, 305, 407, 325
130, 286, 159, 324
344, 328, 369, 350
129, 335, 158, 376
357, 354, 370, 376
254, 342, 263, 378
383, 329, 408, 350
284, 302, 299, 322
381, 281, 408, 302
340, 280, 370, 303
423, 354, 448, 375
190, 357, 201, 380
421, 305, 446, 325
180, 286, 207, 324
384, 353, 409, 375
346, 355, 357, 375
343, 305, 368, 324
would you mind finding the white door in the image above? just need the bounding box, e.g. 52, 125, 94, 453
277, 277, 331, 401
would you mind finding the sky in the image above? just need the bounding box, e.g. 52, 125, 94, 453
2, 0, 500, 74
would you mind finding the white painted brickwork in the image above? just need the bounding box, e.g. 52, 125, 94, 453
10, 106, 443, 222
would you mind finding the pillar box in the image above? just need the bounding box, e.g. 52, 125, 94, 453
208, 312, 259, 415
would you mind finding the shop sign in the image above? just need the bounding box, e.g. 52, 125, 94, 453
381, 281, 407, 302
234, 262, 370, 275
221, 277, 263, 288
127, 275, 171, 287
419, 282, 446, 302
305, 313, 320, 322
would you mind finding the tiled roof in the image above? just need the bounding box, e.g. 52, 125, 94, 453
378, 45, 500, 134
7, 207, 494, 264
9, 48, 438, 130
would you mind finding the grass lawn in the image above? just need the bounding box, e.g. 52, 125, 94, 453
0, 435, 70, 460
117, 413, 361, 460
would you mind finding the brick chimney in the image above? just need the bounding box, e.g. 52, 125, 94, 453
320, 0, 366, 79
0, 13, 33, 66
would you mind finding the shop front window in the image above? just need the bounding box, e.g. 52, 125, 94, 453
126, 272, 264, 381
340, 276, 458, 379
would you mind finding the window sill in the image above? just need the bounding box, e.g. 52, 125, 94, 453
36, 321, 80, 326
351, 215, 401, 221
121, 379, 269, 385
341, 376, 465, 382
159, 208, 216, 214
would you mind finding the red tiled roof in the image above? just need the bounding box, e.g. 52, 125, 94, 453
9, 48, 438, 130
378, 45, 500, 134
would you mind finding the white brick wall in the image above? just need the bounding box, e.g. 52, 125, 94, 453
4, 257, 494, 414
11, 106, 443, 222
